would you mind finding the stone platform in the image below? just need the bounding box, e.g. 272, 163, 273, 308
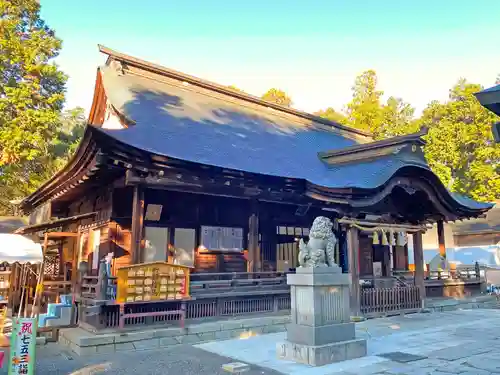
59, 314, 290, 356
197, 309, 500, 375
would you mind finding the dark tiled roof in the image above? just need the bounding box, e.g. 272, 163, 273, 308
451, 204, 500, 234
475, 84, 500, 116
96, 64, 492, 211
99, 66, 413, 188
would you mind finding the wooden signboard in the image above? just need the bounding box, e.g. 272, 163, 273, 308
200, 226, 243, 252
116, 262, 191, 303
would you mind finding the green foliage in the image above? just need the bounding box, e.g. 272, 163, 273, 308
316, 70, 417, 140
379, 97, 418, 139
420, 79, 500, 202
316, 71, 499, 202
0, 107, 86, 215
0, 0, 84, 215
345, 70, 384, 136
261, 88, 292, 107
0, 0, 67, 164
314, 107, 348, 125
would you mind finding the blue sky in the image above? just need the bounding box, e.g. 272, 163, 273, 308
41, 0, 500, 116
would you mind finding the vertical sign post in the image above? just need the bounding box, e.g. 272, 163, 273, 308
8, 318, 37, 375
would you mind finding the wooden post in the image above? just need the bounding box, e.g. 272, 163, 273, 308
248, 202, 259, 273
437, 220, 446, 259
347, 226, 360, 316
404, 244, 409, 271
71, 231, 80, 293
413, 231, 426, 304
131, 185, 145, 265
32, 232, 48, 318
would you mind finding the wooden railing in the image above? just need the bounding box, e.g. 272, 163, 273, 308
78, 270, 425, 330
360, 286, 421, 317
190, 271, 289, 297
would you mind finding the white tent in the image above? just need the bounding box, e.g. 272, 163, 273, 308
0, 234, 43, 264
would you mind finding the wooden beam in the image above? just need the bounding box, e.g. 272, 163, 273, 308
130, 185, 145, 264
125, 169, 306, 205
46, 232, 79, 238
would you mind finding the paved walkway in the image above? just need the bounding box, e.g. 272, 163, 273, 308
2, 308, 500, 374
197, 308, 500, 375
0, 343, 281, 375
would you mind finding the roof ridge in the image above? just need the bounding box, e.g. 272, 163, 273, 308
97, 44, 372, 139
318, 128, 428, 160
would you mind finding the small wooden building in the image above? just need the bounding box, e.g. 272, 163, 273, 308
16, 46, 493, 317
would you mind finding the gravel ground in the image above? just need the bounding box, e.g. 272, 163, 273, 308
0, 343, 281, 375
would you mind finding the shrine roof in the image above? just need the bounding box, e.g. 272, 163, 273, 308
19, 46, 493, 216
475, 84, 500, 116
89, 46, 491, 213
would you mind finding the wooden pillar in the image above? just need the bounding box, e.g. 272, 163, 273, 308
413, 231, 426, 304
71, 231, 80, 293
131, 185, 145, 264
248, 201, 259, 273
437, 220, 446, 259
347, 226, 360, 316
404, 244, 409, 271
32, 233, 48, 318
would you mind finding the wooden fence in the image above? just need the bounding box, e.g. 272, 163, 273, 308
360, 286, 421, 317
77, 270, 426, 331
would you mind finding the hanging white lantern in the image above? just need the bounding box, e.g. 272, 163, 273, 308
396, 231, 408, 246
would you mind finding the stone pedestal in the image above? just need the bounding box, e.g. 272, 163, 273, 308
276, 266, 367, 366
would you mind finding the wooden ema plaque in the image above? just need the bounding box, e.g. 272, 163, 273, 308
116, 262, 191, 303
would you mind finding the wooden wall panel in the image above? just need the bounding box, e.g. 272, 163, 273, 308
194, 252, 218, 273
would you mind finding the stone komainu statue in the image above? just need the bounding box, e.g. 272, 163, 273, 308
298, 216, 337, 268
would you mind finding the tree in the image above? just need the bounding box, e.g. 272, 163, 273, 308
261, 88, 293, 107
315, 107, 349, 125
420, 79, 500, 202
0, 0, 69, 214
0, 107, 86, 215
345, 70, 384, 137
379, 97, 418, 138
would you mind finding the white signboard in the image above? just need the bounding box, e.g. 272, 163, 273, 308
201, 226, 243, 252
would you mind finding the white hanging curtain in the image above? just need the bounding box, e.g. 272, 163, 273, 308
0, 234, 43, 264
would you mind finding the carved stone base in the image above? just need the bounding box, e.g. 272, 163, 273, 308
278, 266, 367, 366
276, 337, 367, 366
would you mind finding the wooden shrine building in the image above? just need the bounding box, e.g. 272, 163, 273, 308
16, 46, 494, 319
475, 83, 500, 143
